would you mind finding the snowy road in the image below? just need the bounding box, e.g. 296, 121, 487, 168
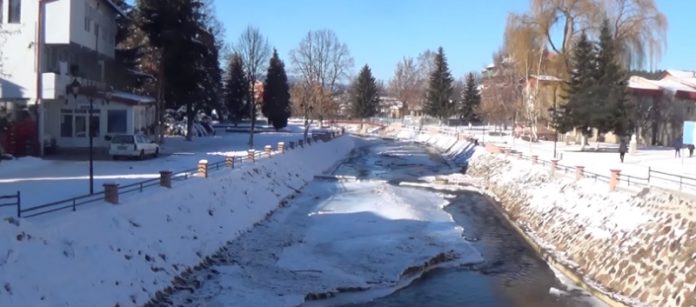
162, 138, 603, 306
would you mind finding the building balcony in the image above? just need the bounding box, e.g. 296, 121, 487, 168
41, 73, 106, 100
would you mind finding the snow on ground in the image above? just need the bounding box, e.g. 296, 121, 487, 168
168, 179, 482, 307
0, 135, 354, 307
0, 124, 316, 217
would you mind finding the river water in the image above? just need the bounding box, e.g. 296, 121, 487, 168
334, 139, 602, 307
167, 138, 603, 307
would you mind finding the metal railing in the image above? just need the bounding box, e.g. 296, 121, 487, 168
15, 133, 342, 219
0, 191, 21, 218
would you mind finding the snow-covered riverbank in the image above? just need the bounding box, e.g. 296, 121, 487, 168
381, 125, 696, 307
0, 136, 354, 307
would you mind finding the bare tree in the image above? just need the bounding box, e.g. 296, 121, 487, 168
289, 29, 353, 140
388, 57, 423, 117
234, 26, 270, 148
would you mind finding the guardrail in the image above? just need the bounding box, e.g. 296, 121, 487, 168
504, 149, 690, 193
0, 191, 20, 218
16, 131, 343, 219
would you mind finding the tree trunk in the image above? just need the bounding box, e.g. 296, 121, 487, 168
248, 77, 256, 148
185, 102, 194, 141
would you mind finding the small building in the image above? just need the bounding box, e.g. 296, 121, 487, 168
0, 0, 155, 155
628, 70, 696, 146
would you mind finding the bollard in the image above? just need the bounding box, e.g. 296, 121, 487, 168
575, 166, 585, 181
248, 149, 255, 162
289, 141, 295, 150
225, 155, 235, 168
103, 183, 119, 204
159, 171, 172, 188
299, 139, 304, 147
277, 142, 285, 154
550, 160, 559, 176
609, 169, 621, 191
198, 159, 209, 178
307, 138, 312, 145
531, 155, 538, 164
264, 145, 272, 157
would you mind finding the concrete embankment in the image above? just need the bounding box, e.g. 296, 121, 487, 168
385, 127, 696, 307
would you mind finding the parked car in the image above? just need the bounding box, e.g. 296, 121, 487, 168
109, 134, 159, 160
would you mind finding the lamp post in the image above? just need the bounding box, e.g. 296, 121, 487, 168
68, 79, 96, 194
547, 104, 565, 159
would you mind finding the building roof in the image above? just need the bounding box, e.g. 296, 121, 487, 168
111, 91, 155, 105
629, 73, 696, 100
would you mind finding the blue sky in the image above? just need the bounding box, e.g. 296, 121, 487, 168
214, 0, 696, 81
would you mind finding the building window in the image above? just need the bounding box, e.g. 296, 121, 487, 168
61, 114, 73, 137
75, 115, 87, 137
8, 0, 20, 24
107, 110, 127, 133
84, 17, 91, 32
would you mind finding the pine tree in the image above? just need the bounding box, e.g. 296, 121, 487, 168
225, 53, 248, 126
595, 20, 632, 137
350, 65, 379, 121
461, 72, 481, 123
137, 0, 207, 140
262, 50, 291, 131
425, 47, 455, 121
558, 32, 597, 136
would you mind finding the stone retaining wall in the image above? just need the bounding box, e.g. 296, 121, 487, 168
468, 152, 696, 307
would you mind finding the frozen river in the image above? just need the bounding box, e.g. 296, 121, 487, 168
163, 138, 603, 306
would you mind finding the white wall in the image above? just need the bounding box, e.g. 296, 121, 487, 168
45, 0, 71, 44
0, 0, 116, 102
70, 0, 116, 58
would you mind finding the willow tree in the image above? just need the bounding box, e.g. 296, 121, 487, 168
518, 0, 667, 70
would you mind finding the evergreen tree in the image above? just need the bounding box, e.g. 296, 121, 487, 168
137, 0, 206, 140
558, 32, 597, 136
350, 65, 379, 121
425, 47, 455, 121
225, 53, 248, 126
595, 20, 632, 137
262, 50, 291, 131
461, 72, 481, 123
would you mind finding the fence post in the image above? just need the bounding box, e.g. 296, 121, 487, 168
160, 170, 173, 188
299, 139, 304, 147
225, 155, 235, 168
198, 160, 209, 178
278, 142, 285, 153
264, 145, 272, 157
531, 155, 538, 164
16, 191, 20, 218
103, 183, 119, 204
248, 149, 256, 162
647, 166, 651, 183
550, 159, 559, 176
609, 169, 621, 191
575, 166, 585, 181
289, 141, 295, 150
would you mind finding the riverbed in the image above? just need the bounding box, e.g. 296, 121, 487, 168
166, 138, 603, 306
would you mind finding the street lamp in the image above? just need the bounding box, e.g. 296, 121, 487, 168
547, 105, 565, 159
68, 79, 96, 195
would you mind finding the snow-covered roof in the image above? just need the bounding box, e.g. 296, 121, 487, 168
628, 76, 661, 90
652, 78, 696, 95
111, 91, 156, 105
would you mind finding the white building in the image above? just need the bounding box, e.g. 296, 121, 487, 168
0, 0, 154, 153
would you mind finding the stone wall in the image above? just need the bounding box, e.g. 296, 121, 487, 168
468, 152, 696, 307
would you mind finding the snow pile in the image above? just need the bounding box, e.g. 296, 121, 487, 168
0, 136, 355, 307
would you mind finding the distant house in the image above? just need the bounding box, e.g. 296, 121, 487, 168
378, 96, 403, 118
628, 70, 696, 145
0, 0, 155, 155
